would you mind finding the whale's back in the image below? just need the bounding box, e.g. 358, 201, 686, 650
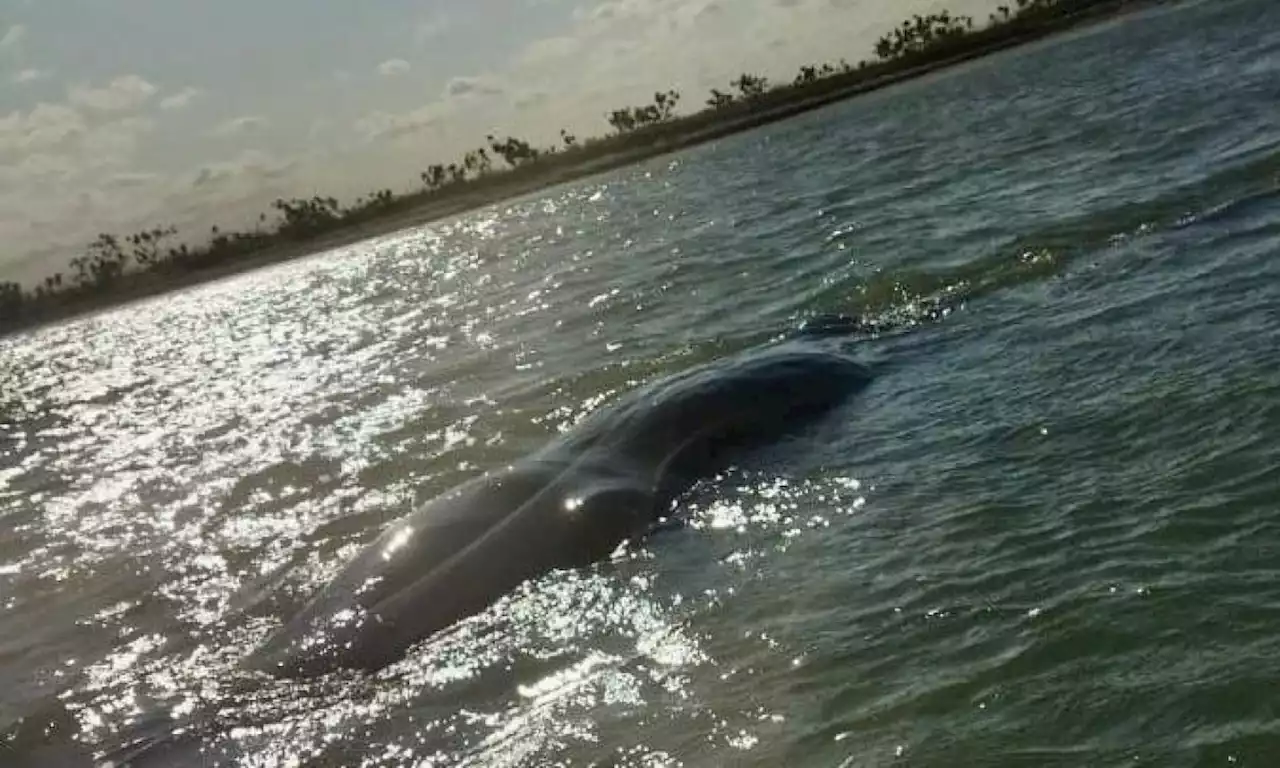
245, 344, 871, 677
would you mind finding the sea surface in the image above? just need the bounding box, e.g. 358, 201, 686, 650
4, 0, 1280, 765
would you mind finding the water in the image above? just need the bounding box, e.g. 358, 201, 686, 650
4, 0, 1280, 764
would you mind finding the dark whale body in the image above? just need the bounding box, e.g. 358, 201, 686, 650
245, 341, 871, 678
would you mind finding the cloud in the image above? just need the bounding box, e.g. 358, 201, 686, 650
81, 117, 155, 164
188, 149, 295, 190
0, 152, 77, 185
519, 37, 581, 68
377, 58, 411, 77
348, 75, 507, 148
307, 117, 334, 142
567, 0, 715, 28
0, 24, 26, 57
159, 87, 202, 111
0, 107, 153, 173
107, 171, 161, 188
354, 106, 444, 142
0, 103, 173, 284
0, 139, 316, 286
10, 67, 48, 84
67, 75, 158, 112
570, 0, 631, 24
207, 115, 269, 138
513, 0, 730, 87
414, 14, 450, 45
443, 75, 504, 99
514, 90, 551, 110
345, 72, 512, 158
0, 103, 86, 155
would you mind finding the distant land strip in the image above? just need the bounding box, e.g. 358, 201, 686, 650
0, 0, 1169, 336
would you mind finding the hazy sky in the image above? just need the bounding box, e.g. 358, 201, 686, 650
0, 0, 1001, 284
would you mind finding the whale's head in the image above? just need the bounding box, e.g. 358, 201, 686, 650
596, 345, 872, 491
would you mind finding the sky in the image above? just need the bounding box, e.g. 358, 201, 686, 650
0, 0, 1003, 285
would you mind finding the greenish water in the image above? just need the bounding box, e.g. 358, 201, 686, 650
4, 0, 1280, 764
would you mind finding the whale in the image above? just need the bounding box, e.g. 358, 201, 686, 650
244, 337, 873, 678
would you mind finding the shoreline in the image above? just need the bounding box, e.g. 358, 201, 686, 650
0, 0, 1162, 338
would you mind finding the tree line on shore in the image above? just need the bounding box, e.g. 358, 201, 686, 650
0, 0, 1122, 327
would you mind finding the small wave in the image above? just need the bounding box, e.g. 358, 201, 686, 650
787, 141, 1280, 346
